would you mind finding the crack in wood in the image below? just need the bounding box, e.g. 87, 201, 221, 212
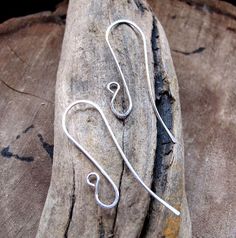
173, 47, 206, 55
23, 124, 34, 134
133, 0, 149, 13
37, 134, 54, 161
7, 45, 31, 67
139, 16, 174, 237
111, 126, 125, 237
64, 165, 75, 237
227, 26, 236, 33
98, 216, 105, 238
0, 79, 53, 104
1, 145, 34, 162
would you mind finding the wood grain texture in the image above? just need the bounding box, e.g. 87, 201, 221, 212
1, 0, 235, 237
37, 0, 190, 237
148, 0, 236, 237
0, 7, 66, 238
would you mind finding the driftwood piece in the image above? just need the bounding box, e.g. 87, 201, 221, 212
36, 0, 190, 237
148, 0, 236, 237
0, 7, 66, 238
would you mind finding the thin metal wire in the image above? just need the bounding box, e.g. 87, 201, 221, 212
62, 100, 180, 216
62, 100, 119, 209
106, 19, 177, 144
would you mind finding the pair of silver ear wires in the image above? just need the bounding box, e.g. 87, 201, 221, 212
62, 20, 180, 216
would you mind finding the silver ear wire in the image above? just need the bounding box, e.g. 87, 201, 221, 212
62, 100, 180, 216
62, 100, 119, 209
106, 19, 177, 144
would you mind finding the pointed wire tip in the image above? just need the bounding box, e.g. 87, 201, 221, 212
171, 136, 177, 144
174, 210, 181, 216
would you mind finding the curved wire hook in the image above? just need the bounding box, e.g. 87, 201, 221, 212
106, 19, 177, 144
62, 100, 119, 209
62, 100, 180, 216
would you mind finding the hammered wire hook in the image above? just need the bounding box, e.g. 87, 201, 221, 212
106, 19, 177, 144
62, 100, 119, 209
62, 100, 180, 216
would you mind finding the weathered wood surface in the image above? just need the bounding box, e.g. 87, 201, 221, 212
147, 0, 236, 237
36, 0, 190, 237
0, 5, 66, 238
1, 0, 235, 237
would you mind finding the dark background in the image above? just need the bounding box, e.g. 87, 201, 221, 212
0, 0, 236, 23
0, 0, 62, 23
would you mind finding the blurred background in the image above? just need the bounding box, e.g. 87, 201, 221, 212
0, 0, 235, 237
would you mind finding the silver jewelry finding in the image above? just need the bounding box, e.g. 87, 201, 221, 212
62, 100, 119, 209
106, 19, 177, 144
62, 100, 180, 215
